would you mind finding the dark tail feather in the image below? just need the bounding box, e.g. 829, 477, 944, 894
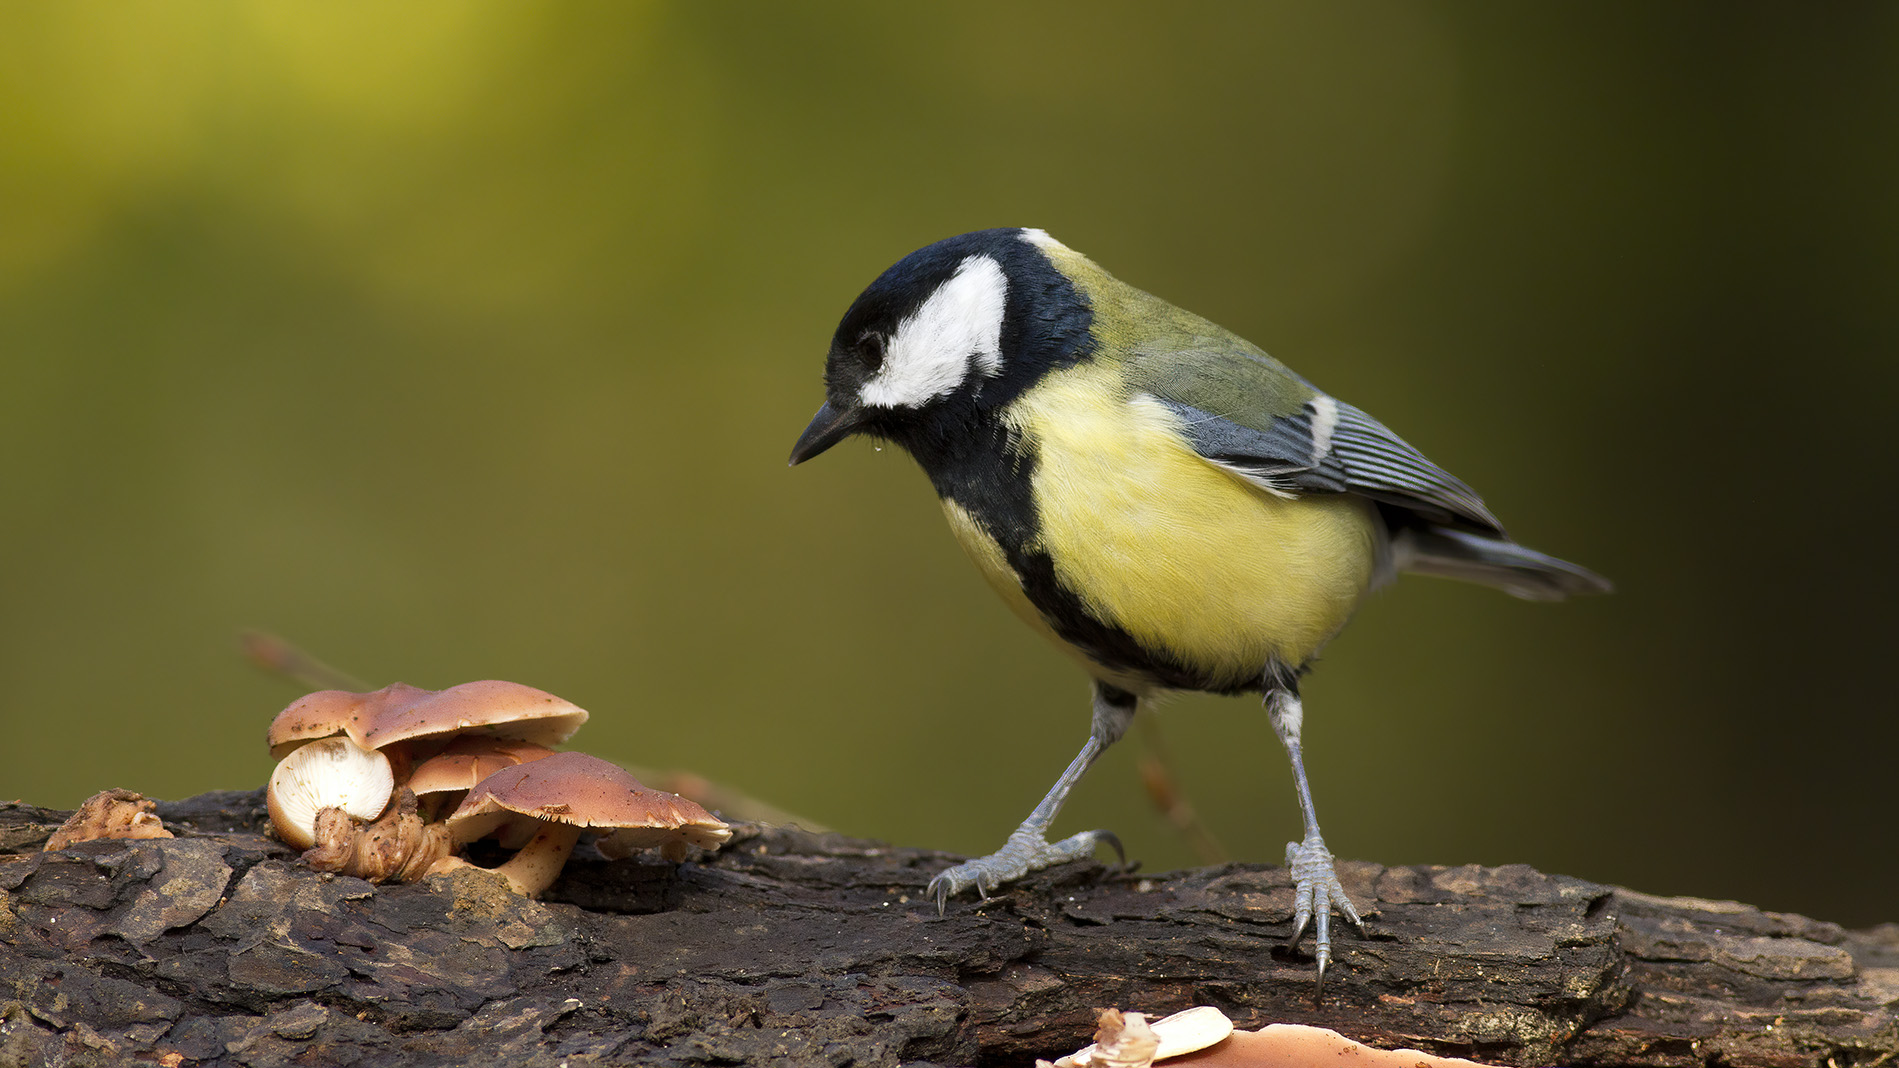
1393, 527, 1612, 601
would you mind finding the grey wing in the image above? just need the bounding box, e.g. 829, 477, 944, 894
1164, 394, 1504, 535
1161, 394, 1612, 600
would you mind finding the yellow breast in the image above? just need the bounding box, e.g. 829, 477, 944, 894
983, 368, 1379, 687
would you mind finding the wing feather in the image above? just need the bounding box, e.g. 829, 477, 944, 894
1126, 337, 1503, 533
1159, 394, 1504, 534
1124, 339, 1609, 595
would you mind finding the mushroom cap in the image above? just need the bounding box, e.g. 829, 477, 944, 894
358, 680, 589, 752
266, 680, 588, 759
444, 751, 729, 847
267, 736, 396, 850
266, 682, 429, 759
405, 737, 557, 798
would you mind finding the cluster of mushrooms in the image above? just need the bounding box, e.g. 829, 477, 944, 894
264, 680, 731, 897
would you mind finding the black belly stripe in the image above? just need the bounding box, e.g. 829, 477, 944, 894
1009, 545, 1276, 695
911, 417, 1282, 696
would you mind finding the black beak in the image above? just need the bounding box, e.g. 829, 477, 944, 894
788, 400, 863, 466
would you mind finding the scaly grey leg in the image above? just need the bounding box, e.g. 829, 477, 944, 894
928, 683, 1134, 910
1269, 685, 1364, 996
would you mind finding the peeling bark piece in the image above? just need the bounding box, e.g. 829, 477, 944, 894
227, 941, 350, 996
104, 839, 233, 944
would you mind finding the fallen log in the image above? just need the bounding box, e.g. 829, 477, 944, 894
1, 791, 1892, 1067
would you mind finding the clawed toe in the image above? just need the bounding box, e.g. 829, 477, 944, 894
1283, 833, 1365, 996
927, 828, 1119, 911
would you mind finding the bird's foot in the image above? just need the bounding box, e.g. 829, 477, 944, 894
1284, 832, 1364, 997
928, 827, 1122, 912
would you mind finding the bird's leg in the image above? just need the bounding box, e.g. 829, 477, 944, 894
1268, 684, 1364, 995
928, 683, 1135, 910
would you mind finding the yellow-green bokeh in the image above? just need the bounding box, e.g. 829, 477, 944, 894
3, 4, 1895, 925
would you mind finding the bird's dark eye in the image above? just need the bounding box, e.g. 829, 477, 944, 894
859, 332, 887, 372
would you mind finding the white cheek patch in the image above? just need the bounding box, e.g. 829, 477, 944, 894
861, 254, 1008, 408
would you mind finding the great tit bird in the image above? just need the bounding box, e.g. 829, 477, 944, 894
789, 228, 1609, 990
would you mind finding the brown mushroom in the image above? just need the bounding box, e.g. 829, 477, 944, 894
437, 751, 730, 897
266, 736, 396, 850
266, 682, 430, 759
357, 680, 589, 754
267, 680, 586, 762
405, 736, 556, 821
265, 680, 596, 884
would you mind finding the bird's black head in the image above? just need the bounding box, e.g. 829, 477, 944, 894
789, 228, 1094, 466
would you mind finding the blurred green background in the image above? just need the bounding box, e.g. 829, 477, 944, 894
3, 4, 1895, 926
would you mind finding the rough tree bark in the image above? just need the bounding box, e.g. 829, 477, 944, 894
1, 791, 1894, 1067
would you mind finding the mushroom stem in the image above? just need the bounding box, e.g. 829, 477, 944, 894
300, 790, 447, 884
395, 820, 452, 883
490, 822, 583, 897
346, 789, 422, 882
302, 807, 361, 874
